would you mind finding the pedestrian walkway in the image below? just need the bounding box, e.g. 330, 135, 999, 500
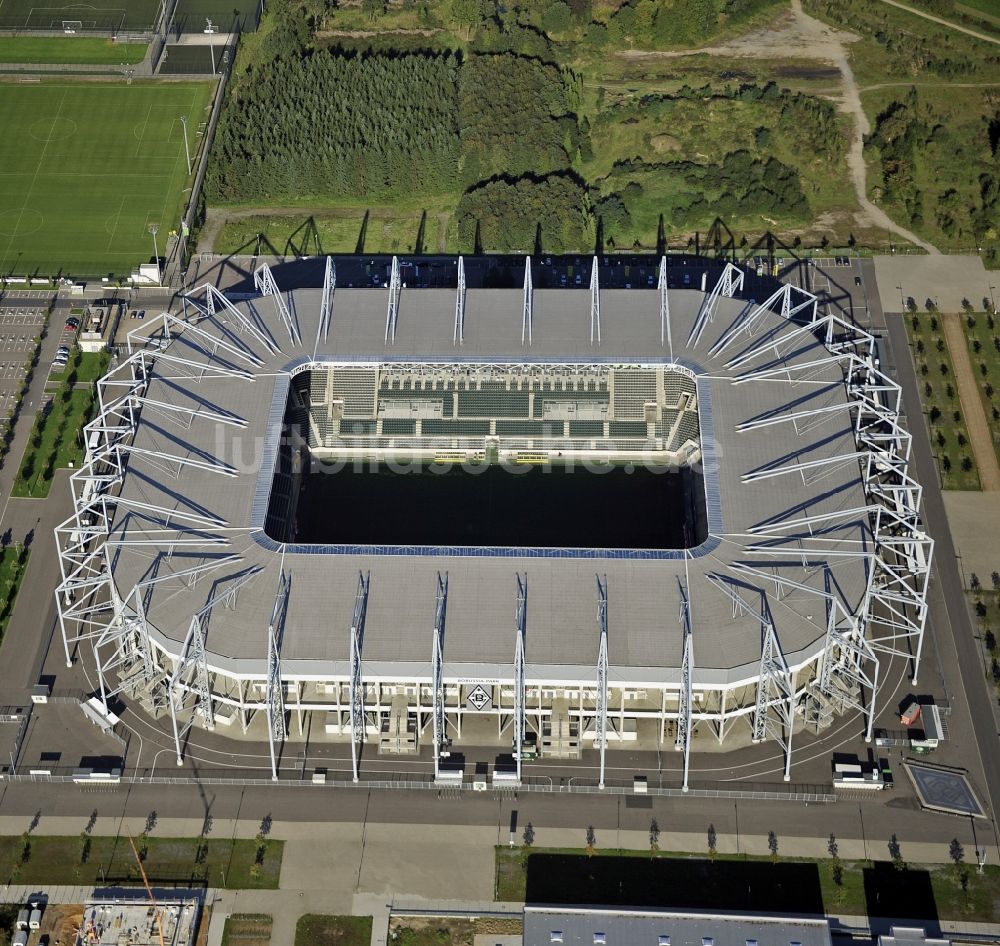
942, 312, 1000, 490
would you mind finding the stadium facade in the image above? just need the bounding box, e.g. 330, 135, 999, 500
55, 256, 932, 787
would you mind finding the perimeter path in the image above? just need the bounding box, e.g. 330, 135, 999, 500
877, 0, 1000, 46
615, 1, 939, 253
941, 312, 1000, 490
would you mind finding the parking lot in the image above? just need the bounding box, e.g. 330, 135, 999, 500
0, 299, 78, 420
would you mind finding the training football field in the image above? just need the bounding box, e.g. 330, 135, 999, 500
0, 80, 214, 277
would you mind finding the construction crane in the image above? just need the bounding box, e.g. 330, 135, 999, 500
126, 831, 167, 946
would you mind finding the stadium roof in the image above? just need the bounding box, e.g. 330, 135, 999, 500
107, 277, 871, 685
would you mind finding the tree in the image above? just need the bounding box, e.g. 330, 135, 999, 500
768, 831, 779, 863
523, 822, 535, 847
649, 819, 660, 855
707, 824, 717, 861
963, 456, 974, 473
889, 834, 905, 870
585, 826, 596, 856
542, 1, 572, 35
949, 838, 965, 866
447, 0, 482, 38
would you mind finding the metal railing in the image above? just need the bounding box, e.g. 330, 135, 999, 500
0, 766, 836, 802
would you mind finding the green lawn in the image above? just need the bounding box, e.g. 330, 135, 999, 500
295, 915, 372, 946
48, 349, 110, 385
0, 37, 145, 64
905, 313, 980, 489
495, 848, 1000, 922
0, 80, 215, 277
222, 914, 273, 946
13, 349, 110, 498
213, 199, 456, 256
0, 546, 30, 643
1, 836, 281, 888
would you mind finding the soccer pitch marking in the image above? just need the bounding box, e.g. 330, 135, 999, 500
0, 208, 44, 238
18, 4, 127, 29
29, 116, 77, 143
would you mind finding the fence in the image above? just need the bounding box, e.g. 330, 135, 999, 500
0, 766, 837, 802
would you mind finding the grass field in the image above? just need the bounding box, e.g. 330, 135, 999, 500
0, 0, 161, 31
222, 914, 272, 946
295, 915, 372, 946
0, 835, 282, 887
0, 80, 214, 276
13, 350, 109, 497
214, 198, 456, 256
0, 36, 145, 63
906, 313, 980, 490
0, 546, 29, 644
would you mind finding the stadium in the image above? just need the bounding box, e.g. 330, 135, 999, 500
55, 255, 932, 787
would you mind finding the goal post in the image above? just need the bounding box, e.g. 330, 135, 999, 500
62, 19, 83, 32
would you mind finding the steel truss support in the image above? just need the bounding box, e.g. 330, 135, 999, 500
166, 568, 259, 766
709, 576, 794, 780
514, 572, 527, 784
756, 612, 795, 781
522, 256, 533, 346
432, 572, 448, 781
454, 256, 466, 345
688, 262, 745, 348
194, 283, 279, 356
316, 255, 335, 352
265, 568, 290, 781
675, 569, 694, 792
167, 613, 213, 765
659, 257, 672, 356
815, 577, 880, 741
385, 255, 401, 344
349, 570, 370, 783
590, 256, 601, 345
253, 262, 301, 346
711, 283, 818, 359
596, 574, 609, 790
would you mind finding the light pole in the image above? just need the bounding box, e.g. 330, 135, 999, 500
990, 285, 996, 313
148, 224, 160, 284
180, 114, 191, 176
896, 284, 904, 309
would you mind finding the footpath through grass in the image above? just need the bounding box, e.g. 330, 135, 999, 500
1, 835, 281, 888
0, 37, 146, 64
13, 350, 109, 498
496, 848, 1000, 923
905, 313, 980, 489
0, 80, 214, 277
295, 915, 372, 946
959, 311, 1000, 467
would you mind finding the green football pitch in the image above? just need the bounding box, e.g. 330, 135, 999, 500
0, 81, 214, 277
0, 0, 162, 31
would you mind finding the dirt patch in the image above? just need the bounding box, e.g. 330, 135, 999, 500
40, 903, 83, 946
390, 916, 522, 946
651, 134, 682, 153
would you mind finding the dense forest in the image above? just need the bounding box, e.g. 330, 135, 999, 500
206, 50, 460, 202
206, 0, 856, 251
